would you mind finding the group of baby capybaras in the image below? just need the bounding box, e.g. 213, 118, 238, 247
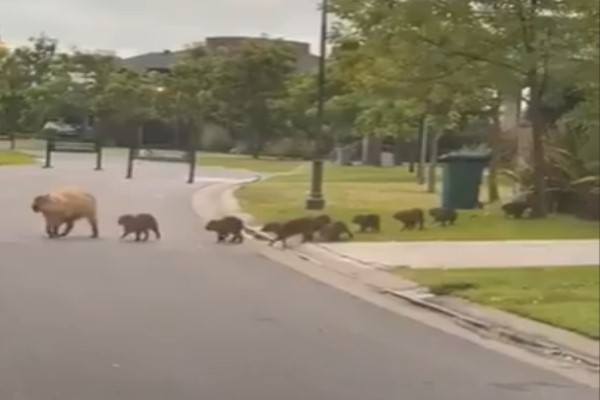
31, 186, 160, 242
32, 186, 468, 246
204, 207, 461, 249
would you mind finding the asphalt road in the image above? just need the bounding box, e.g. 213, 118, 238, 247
0, 154, 597, 400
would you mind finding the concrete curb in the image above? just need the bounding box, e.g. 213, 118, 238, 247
383, 289, 599, 372
194, 171, 600, 373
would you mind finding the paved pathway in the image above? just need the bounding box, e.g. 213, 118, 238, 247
320, 240, 600, 269
0, 153, 597, 400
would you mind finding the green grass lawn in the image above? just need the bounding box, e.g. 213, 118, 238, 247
237, 162, 600, 241
0, 151, 36, 166
197, 153, 306, 174
395, 266, 600, 339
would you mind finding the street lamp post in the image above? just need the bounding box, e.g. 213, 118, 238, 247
305, 0, 328, 210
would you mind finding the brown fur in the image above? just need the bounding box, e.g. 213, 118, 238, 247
393, 208, 425, 231
118, 213, 161, 242
262, 217, 316, 248
429, 208, 458, 227
312, 214, 332, 231
320, 221, 354, 242
261, 222, 283, 235
352, 214, 381, 233
502, 201, 531, 219
31, 187, 99, 239
205, 216, 244, 244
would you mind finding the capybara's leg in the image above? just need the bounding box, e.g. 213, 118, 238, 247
135, 232, 141, 242
60, 220, 75, 237
301, 232, 313, 243
43, 216, 56, 238
235, 232, 244, 243
230, 231, 243, 243
49, 220, 62, 238
153, 227, 161, 240
142, 230, 150, 242
121, 230, 130, 239
87, 216, 99, 238
45, 222, 54, 238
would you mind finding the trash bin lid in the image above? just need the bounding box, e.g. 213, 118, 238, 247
438, 149, 491, 163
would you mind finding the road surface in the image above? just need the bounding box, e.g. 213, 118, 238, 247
0, 153, 597, 400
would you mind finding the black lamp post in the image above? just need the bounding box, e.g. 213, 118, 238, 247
305, 0, 328, 210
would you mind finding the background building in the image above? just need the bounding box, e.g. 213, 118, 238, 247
119, 36, 318, 74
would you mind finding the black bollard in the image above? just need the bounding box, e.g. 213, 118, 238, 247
187, 135, 198, 184
43, 137, 53, 169
126, 146, 135, 179
95, 140, 103, 171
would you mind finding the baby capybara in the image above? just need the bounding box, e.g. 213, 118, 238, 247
393, 208, 425, 231
502, 201, 531, 219
312, 214, 333, 231
429, 208, 458, 227
205, 216, 244, 243
352, 214, 381, 233
262, 217, 316, 248
118, 213, 161, 242
320, 221, 355, 242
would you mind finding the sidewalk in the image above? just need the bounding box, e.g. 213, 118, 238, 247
319, 240, 600, 269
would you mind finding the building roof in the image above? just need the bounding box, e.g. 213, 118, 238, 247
120, 37, 318, 73
118, 50, 185, 72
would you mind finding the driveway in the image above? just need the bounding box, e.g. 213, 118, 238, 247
0, 153, 597, 400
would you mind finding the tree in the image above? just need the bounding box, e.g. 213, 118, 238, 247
331, 0, 598, 216
214, 40, 296, 158
157, 49, 222, 150
0, 36, 59, 143
93, 69, 161, 146
328, 8, 496, 183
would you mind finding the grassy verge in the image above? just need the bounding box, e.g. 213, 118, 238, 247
198, 153, 306, 174
395, 266, 600, 339
237, 163, 600, 241
0, 151, 36, 166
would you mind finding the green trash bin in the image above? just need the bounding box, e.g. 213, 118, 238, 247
438, 150, 491, 210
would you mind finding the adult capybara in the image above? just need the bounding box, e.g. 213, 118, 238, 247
262, 217, 316, 248
320, 221, 355, 242
118, 213, 161, 242
393, 208, 425, 231
352, 214, 381, 233
31, 187, 99, 239
205, 216, 244, 243
502, 201, 531, 219
429, 208, 458, 227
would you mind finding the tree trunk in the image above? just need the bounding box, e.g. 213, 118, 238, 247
408, 138, 416, 173
361, 134, 382, 166
393, 137, 404, 166
249, 127, 262, 159
488, 108, 502, 203
427, 131, 443, 193
417, 116, 428, 185
529, 77, 548, 218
